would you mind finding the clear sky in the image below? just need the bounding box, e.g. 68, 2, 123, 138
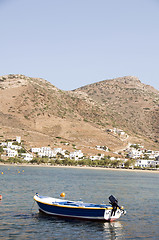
0, 0, 159, 90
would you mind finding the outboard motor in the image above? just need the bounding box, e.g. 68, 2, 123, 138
109, 195, 120, 216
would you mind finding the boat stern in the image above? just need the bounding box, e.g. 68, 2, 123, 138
104, 195, 126, 221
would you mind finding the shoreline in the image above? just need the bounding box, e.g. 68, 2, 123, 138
0, 162, 159, 173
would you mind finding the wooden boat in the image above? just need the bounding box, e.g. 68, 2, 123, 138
33, 193, 126, 221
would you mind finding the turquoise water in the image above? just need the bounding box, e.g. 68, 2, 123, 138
0, 166, 158, 239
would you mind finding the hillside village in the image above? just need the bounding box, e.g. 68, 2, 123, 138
0, 136, 159, 169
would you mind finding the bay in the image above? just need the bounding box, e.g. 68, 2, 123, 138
0, 165, 158, 239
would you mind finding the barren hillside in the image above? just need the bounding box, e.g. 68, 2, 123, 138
74, 76, 159, 147
0, 74, 158, 153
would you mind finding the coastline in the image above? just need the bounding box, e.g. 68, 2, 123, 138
0, 162, 159, 173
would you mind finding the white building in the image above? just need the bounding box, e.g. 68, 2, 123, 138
53, 148, 62, 154
21, 153, 33, 161
113, 128, 125, 136
144, 150, 159, 159
38, 150, 56, 158
90, 154, 104, 161
135, 159, 153, 168
0, 142, 7, 146
128, 149, 143, 159
41, 147, 51, 152
11, 145, 22, 150
31, 148, 42, 153
8, 142, 13, 147
70, 150, 84, 160
32, 147, 64, 158
47, 151, 57, 158
16, 136, 21, 144
5, 148, 18, 157
151, 160, 159, 168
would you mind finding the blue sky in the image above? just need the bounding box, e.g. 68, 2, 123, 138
0, 0, 159, 90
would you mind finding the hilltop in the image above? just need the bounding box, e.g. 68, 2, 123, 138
74, 76, 159, 146
0, 74, 158, 155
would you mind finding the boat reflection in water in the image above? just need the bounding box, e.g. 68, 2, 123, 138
102, 221, 123, 240
37, 210, 124, 240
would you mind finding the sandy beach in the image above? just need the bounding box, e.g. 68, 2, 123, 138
0, 162, 159, 173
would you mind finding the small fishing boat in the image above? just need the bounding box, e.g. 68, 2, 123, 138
33, 193, 126, 221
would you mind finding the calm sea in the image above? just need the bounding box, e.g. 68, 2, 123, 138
0, 166, 158, 239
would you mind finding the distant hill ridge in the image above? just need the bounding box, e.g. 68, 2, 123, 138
76, 76, 158, 93
0, 74, 158, 152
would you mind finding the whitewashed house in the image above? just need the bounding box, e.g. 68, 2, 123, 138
21, 153, 33, 161
117, 129, 125, 136
0, 142, 7, 147
70, 150, 84, 160
144, 150, 159, 159
16, 136, 21, 144
128, 149, 143, 159
46, 150, 55, 158
38, 150, 56, 158
33, 147, 64, 158
11, 145, 22, 150
31, 148, 42, 153
41, 147, 51, 152
46, 150, 56, 158
112, 128, 126, 136
135, 159, 152, 168
151, 160, 159, 168
155, 151, 159, 156
5, 149, 18, 157
41, 149, 52, 156
90, 154, 104, 161
63, 153, 70, 158
8, 142, 13, 148
53, 148, 62, 154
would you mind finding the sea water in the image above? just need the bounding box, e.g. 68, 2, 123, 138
0, 166, 158, 239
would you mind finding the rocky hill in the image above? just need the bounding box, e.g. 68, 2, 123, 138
0, 74, 158, 154
74, 76, 159, 146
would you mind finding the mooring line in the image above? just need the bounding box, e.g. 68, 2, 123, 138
31, 201, 35, 213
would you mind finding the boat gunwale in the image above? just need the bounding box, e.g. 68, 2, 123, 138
33, 195, 114, 210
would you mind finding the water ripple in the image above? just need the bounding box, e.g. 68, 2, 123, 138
0, 166, 158, 239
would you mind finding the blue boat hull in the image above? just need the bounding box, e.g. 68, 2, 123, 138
37, 201, 105, 220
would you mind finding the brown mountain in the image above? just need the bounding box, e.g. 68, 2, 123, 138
0, 74, 158, 154
74, 76, 159, 147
